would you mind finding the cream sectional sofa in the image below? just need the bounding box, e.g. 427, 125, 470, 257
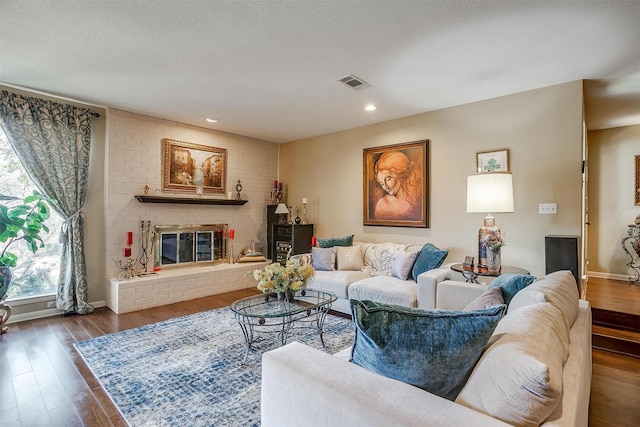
294, 241, 451, 314
262, 270, 592, 427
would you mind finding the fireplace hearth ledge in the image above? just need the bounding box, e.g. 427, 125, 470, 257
106, 261, 269, 314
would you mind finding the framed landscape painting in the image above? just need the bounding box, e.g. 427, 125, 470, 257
363, 140, 429, 228
162, 138, 227, 194
635, 156, 640, 206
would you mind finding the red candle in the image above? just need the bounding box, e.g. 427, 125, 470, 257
312, 236, 317, 247
126, 231, 133, 246
229, 229, 235, 239
123, 247, 132, 257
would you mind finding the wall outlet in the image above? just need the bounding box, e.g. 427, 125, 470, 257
539, 203, 558, 215
47, 301, 56, 308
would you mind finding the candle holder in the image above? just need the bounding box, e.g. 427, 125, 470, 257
115, 257, 137, 280
138, 220, 151, 274
302, 202, 308, 224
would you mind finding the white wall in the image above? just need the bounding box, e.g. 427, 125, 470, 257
587, 124, 640, 276
279, 82, 584, 278
104, 110, 278, 292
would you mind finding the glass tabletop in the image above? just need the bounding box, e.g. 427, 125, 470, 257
230, 289, 337, 318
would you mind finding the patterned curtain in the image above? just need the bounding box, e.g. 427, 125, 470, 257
0, 90, 94, 314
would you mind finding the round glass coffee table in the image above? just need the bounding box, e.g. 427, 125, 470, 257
450, 263, 530, 284
230, 289, 337, 363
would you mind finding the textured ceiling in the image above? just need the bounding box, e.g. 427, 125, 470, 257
1, 1, 640, 143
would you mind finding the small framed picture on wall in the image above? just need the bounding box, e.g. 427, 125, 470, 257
477, 149, 509, 173
635, 155, 639, 206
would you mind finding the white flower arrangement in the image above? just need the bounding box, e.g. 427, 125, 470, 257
252, 259, 314, 294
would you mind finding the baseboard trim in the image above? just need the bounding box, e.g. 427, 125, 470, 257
587, 270, 635, 282
7, 300, 107, 324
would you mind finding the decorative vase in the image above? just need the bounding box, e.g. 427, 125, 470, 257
0, 266, 13, 335
486, 247, 501, 272
0, 267, 13, 301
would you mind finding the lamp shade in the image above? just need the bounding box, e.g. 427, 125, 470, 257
274, 203, 290, 214
466, 172, 514, 213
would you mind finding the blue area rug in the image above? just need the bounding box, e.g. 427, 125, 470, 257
75, 306, 354, 426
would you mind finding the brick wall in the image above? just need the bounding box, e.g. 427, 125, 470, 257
106, 109, 278, 280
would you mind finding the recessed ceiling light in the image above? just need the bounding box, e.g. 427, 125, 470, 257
206, 118, 218, 123
364, 105, 377, 111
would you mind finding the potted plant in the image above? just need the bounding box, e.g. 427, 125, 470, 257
0, 191, 55, 301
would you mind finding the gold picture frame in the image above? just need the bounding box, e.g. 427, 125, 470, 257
477, 148, 509, 173
363, 140, 429, 228
162, 138, 227, 194
635, 155, 640, 206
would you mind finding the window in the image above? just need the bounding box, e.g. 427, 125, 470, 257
0, 129, 62, 299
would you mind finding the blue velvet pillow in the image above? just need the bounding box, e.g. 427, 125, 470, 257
317, 234, 354, 248
487, 273, 536, 305
349, 300, 505, 400
411, 243, 448, 281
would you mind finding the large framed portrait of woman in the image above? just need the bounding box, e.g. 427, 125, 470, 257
363, 140, 429, 227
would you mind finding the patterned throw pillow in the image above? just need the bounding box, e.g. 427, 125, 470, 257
350, 300, 505, 401
362, 243, 406, 276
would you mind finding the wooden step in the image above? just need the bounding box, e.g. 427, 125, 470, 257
592, 307, 640, 333
592, 325, 640, 358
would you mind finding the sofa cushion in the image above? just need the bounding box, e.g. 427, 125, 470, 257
349, 300, 505, 401
411, 243, 448, 281
362, 243, 407, 276
487, 273, 536, 306
317, 234, 354, 248
336, 245, 365, 271
311, 247, 336, 271
508, 270, 580, 327
391, 250, 419, 280
348, 275, 418, 307
309, 270, 370, 299
463, 287, 505, 311
456, 302, 570, 426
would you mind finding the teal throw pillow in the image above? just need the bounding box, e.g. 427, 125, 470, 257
411, 243, 448, 281
349, 300, 505, 401
487, 273, 536, 306
317, 234, 354, 248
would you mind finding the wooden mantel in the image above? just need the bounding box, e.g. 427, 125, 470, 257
134, 195, 248, 205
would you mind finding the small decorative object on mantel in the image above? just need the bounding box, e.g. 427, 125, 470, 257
251, 255, 314, 302
294, 207, 302, 224
302, 197, 308, 224
235, 180, 243, 200
143, 184, 150, 195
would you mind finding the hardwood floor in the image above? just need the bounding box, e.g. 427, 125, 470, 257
0, 280, 638, 426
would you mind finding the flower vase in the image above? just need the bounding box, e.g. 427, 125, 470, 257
486, 247, 501, 272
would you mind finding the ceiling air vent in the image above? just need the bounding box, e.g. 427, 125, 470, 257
338, 74, 371, 91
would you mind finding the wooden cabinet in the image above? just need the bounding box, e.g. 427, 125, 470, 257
270, 224, 314, 264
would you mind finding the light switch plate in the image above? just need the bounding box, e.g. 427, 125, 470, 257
539, 203, 557, 214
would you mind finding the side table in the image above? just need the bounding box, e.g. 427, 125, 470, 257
450, 263, 530, 284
